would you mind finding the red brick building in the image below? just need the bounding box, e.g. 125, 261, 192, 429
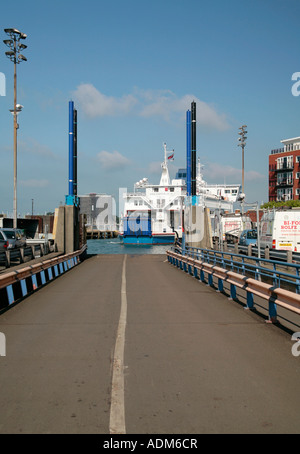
269, 137, 300, 202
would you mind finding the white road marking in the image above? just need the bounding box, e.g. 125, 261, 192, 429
109, 254, 127, 434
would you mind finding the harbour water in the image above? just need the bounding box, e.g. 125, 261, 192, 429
86, 237, 170, 255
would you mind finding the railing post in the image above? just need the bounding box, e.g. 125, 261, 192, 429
217, 278, 223, 292
5, 250, 10, 268
267, 299, 277, 323
296, 268, 300, 294
194, 265, 198, 279
20, 247, 24, 263
200, 269, 205, 282
246, 291, 254, 309
229, 283, 237, 300
6, 285, 14, 305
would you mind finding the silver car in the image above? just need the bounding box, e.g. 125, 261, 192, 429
0, 228, 26, 249
0, 231, 9, 252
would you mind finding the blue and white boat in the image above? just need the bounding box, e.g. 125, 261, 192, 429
119, 144, 242, 245
119, 143, 185, 244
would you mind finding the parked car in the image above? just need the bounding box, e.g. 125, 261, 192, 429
0, 230, 9, 252
0, 228, 26, 249
238, 229, 257, 248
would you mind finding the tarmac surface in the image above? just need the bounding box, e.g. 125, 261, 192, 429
0, 253, 299, 434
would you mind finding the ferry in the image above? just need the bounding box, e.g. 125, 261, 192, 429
119, 143, 184, 244
119, 144, 241, 245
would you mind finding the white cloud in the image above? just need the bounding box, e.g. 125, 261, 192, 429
203, 162, 264, 182
73, 84, 137, 117
20, 179, 50, 188
138, 90, 229, 130
148, 161, 162, 175
97, 150, 130, 171
73, 84, 230, 131
20, 138, 58, 159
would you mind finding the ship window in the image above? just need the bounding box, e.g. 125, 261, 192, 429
154, 188, 158, 192
170, 187, 174, 192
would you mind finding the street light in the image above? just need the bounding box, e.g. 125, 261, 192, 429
3, 28, 27, 229
238, 193, 261, 260
238, 125, 247, 195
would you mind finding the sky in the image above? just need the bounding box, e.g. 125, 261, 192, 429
1, 0, 300, 216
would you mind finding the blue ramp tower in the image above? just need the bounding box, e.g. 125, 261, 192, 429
66, 100, 79, 207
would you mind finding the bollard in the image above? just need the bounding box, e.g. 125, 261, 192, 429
264, 247, 269, 260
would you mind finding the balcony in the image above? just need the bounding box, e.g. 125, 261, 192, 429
276, 162, 294, 171
276, 179, 293, 187
271, 148, 284, 154
276, 195, 293, 202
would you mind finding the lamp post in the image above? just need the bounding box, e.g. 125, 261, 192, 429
238, 194, 261, 260
4, 28, 27, 229
238, 125, 247, 194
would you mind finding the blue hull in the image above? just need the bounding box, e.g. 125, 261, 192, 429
120, 235, 174, 245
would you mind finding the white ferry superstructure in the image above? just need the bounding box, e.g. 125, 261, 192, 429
119, 144, 241, 244
119, 143, 185, 244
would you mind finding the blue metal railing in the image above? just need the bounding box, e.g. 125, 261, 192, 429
177, 245, 300, 294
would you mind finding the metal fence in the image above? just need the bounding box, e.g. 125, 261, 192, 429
0, 242, 55, 269
167, 248, 300, 324
180, 245, 300, 294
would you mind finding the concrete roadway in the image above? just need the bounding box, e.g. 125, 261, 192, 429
0, 253, 299, 434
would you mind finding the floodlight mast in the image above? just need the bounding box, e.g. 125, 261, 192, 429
238, 125, 247, 213
3, 28, 27, 228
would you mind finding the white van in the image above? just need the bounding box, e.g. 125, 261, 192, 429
220, 213, 252, 243
260, 210, 300, 251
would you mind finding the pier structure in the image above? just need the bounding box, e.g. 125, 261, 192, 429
0, 251, 299, 434
85, 228, 119, 240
